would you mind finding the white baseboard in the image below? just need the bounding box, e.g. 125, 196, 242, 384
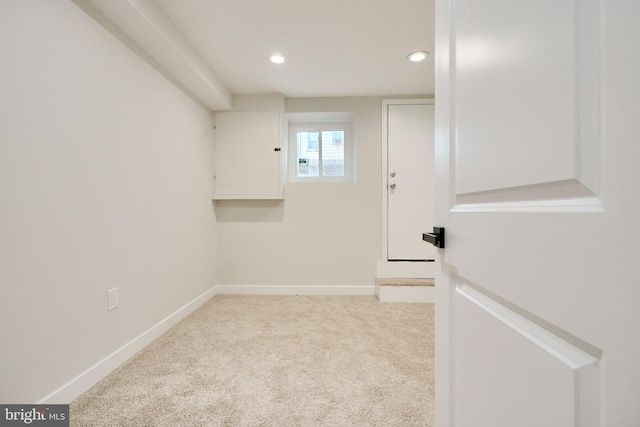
38, 285, 218, 404
215, 284, 375, 296
376, 260, 435, 278
377, 285, 435, 303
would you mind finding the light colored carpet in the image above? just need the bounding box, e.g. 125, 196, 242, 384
71, 295, 434, 426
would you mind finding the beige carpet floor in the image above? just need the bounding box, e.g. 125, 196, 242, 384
71, 295, 434, 426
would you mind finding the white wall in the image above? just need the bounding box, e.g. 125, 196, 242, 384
215, 97, 382, 292
0, 0, 216, 403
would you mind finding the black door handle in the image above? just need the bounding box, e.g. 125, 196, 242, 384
423, 227, 445, 248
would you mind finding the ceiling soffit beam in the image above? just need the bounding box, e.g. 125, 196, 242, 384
73, 0, 233, 111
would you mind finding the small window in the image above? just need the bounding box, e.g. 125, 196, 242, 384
287, 115, 354, 183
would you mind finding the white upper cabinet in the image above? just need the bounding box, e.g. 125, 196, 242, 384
213, 110, 284, 199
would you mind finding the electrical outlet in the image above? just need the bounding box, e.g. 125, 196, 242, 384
108, 288, 119, 311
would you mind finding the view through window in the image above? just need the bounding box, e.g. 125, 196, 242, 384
296, 130, 345, 177
288, 116, 354, 183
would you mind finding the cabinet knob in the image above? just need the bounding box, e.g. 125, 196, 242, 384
274, 147, 281, 152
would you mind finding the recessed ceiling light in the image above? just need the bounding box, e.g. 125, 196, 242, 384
270, 53, 287, 64
407, 51, 429, 62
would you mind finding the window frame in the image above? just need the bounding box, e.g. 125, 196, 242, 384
287, 118, 355, 183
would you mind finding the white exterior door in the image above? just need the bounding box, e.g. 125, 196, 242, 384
386, 101, 436, 261
434, 1, 640, 426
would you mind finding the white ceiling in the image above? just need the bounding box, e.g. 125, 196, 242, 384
153, 0, 435, 98
77, 0, 434, 109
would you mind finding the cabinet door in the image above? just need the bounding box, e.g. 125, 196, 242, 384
214, 111, 282, 199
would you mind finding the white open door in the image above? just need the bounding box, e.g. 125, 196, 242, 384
434, 1, 640, 426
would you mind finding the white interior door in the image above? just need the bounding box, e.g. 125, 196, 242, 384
434, 0, 640, 426
387, 102, 436, 261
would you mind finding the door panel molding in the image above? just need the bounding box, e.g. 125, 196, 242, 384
454, 280, 601, 427
453, 179, 603, 213
451, 197, 603, 213
450, 0, 602, 201
456, 281, 602, 363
